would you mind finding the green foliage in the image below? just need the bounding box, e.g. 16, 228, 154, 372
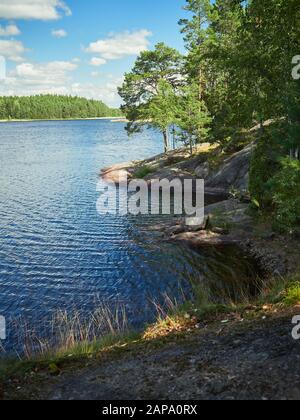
175, 82, 212, 153
147, 80, 177, 130
250, 131, 300, 233
118, 43, 183, 151
260, 274, 300, 306
133, 165, 153, 179
282, 281, 300, 306
269, 158, 300, 232
249, 131, 283, 210
284, 82, 300, 156
0, 95, 121, 120
118, 0, 300, 235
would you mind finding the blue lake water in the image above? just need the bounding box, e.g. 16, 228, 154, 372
0, 120, 259, 352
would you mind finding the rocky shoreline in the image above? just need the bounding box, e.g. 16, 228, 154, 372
100, 143, 296, 277
1, 144, 299, 401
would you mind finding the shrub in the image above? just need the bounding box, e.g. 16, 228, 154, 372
269, 158, 300, 232
249, 130, 283, 210
282, 281, 300, 306
133, 165, 153, 179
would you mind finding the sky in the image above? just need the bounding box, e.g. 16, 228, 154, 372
0, 0, 186, 107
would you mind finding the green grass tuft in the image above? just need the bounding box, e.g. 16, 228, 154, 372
133, 165, 153, 179
282, 281, 300, 306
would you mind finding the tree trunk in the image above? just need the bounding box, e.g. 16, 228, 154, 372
260, 118, 264, 134
199, 67, 202, 101
290, 147, 299, 160
163, 129, 170, 153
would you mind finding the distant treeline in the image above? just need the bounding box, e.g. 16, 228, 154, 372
0, 95, 122, 120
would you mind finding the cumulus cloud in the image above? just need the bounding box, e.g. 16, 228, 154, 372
14, 60, 77, 82
0, 61, 123, 107
85, 29, 152, 62
0, 60, 77, 96
0, 24, 21, 36
0, 0, 71, 21
89, 57, 106, 67
52, 29, 67, 38
0, 40, 26, 62
70, 77, 124, 106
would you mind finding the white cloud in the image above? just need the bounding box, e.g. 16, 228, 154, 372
0, 56, 124, 107
0, 40, 25, 62
85, 29, 152, 61
52, 29, 67, 38
89, 57, 106, 67
0, 0, 71, 21
0, 62, 123, 107
0, 60, 77, 97
14, 60, 77, 81
0, 24, 21, 36
69, 77, 124, 106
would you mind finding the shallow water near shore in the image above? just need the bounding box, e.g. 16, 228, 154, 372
0, 120, 262, 353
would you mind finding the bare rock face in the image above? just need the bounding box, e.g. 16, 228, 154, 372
101, 169, 131, 184
100, 143, 255, 200
151, 143, 255, 201
206, 143, 255, 192
195, 161, 210, 179
205, 199, 252, 226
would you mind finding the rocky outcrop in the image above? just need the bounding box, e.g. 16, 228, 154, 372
100, 143, 254, 214
205, 143, 254, 192
100, 143, 254, 200
163, 199, 252, 247
100, 161, 136, 183
205, 199, 252, 225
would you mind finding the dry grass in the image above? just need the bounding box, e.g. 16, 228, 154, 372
6, 303, 129, 360
2, 272, 300, 364
144, 273, 300, 340
143, 294, 196, 340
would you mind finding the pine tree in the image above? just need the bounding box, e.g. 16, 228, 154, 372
118, 43, 184, 152
175, 82, 212, 154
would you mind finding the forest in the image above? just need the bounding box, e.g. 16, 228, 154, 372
119, 0, 300, 233
0, 95, 121, 120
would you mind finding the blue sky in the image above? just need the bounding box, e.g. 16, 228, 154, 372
0, 0, 186, 106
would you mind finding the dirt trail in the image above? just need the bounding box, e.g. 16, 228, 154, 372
23, 312, 300, 401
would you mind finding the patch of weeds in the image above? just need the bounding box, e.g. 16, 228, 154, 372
259, 279, 286, 305
282, 281, 300, 306
259, 274, 300, 307
133, 165, 154, 179
209, 211, 233, 232
143, 315, 192, 340
0, 331, 141, 384
0, 359, 35, 382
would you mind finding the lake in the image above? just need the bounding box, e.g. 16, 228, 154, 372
0, 120, 259, 352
